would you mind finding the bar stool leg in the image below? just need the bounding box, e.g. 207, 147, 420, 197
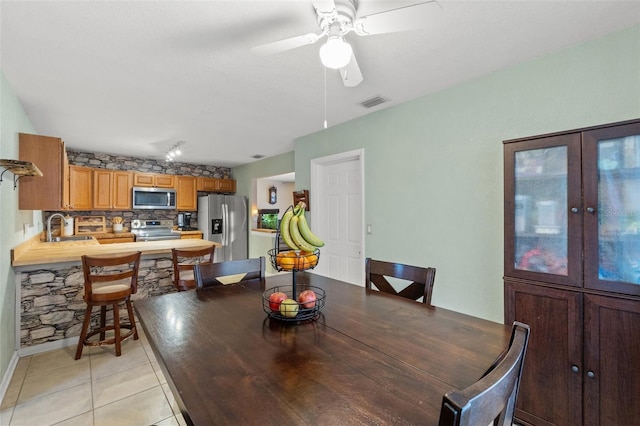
113, 303, 121, 357
99, 305, 107, 341
75, 303, 93, 360
126, 299, 139, 340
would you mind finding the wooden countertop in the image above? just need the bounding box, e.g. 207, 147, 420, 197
251, 228, 277, 234
11, 234, 218, 267
177, 230, 203, 235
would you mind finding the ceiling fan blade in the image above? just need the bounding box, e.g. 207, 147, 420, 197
354, 1, 441, 36
339, 52, 363, 87
250, 33, 322, 56
311, 0, 336, 15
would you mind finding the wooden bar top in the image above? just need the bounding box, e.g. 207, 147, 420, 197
11, 234, 218, 267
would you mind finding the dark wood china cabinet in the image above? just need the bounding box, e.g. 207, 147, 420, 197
504, 119, 640, 426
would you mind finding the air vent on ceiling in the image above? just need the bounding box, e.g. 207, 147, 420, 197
360, 95, 389, 109
252, 154, 266, 159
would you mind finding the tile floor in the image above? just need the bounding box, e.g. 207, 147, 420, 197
0, 326, 186, 426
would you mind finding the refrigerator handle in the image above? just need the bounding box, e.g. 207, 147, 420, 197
223, 203, 228, 246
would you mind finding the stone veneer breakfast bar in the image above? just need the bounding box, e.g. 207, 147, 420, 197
11, 236, 218, 350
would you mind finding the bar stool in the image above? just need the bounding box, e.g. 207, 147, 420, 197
75, 251, 141, 360
171, 246, 215, 291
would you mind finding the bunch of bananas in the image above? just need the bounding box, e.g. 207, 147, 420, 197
280, 202, 324, 252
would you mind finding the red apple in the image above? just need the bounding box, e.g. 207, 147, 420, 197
268, 292, 287, 312
298, 290, 317, 309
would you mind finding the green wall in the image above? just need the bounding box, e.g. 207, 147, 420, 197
247, 24, 640, 322
0, 71, 38, 386
233, 151, 295, 264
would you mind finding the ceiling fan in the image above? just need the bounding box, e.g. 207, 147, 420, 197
250, 0, 441, 87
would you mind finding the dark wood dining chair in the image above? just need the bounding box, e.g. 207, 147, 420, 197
171, 246, 215, 291
438, 321, 531, 426
194, 256, 266, 288
75, 251, 141, 360
365, 258, 437, 305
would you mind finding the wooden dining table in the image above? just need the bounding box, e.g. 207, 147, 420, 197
134, 272, 511, 425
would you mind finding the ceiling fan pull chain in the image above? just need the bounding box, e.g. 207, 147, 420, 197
324, 66, 328, 129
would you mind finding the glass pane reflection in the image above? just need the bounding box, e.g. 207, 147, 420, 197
514, 146, 568, 275
598, 135, 640, 284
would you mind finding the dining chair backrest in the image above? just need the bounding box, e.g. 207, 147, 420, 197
194, 257, 265, 288
438, 321, 531, 426
365, 258, 437, 305
172, 246, 215, 291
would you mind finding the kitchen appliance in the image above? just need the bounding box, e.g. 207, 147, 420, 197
132, 187, 177, 210
130, 219, 180, 241
177, 212, 195, 231
257, 209, 279, 230
198, 194, 248, 262
63, 215, 74, 236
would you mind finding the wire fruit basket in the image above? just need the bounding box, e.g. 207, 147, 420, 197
266, 248, 323, 322
268, 248, 320, 273
262, 285, 326, 323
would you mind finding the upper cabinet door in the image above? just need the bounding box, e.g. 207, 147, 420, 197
504, 133, 583, 287
583, 121, 640, 296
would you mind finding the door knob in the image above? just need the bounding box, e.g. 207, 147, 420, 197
571, 365, 579, 373
587, 371, 596, 378
586, 207, 596, 214
570, 207, 579, 213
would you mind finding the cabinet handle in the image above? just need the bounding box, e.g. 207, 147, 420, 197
586, 207, 596, 214
571, 365, 579, 373
570, 207, 579, 213
587, 371, 596, 378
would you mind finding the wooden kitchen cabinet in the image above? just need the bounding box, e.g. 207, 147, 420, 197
196, 176, 236, 193
18, 133, 70, 210
175, 175, 197, 210
93, 169, 132, 209
504, 119, 640, 425
68, 165, 93, 210
133, 172, 175, 188
180, 232, 203, 239
196, 177, 217, 191
216, 178, 236, 193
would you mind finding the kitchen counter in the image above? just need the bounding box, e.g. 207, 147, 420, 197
251, 228, 277, 234
11, 234, 217, 267
13, 233, 219, 350
93, 231, 136, 239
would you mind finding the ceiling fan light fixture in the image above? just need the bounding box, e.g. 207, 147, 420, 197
319, 36, 352, 69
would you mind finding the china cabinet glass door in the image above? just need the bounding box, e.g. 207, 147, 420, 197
504, 133, 582, 287
584, 122, 640, 295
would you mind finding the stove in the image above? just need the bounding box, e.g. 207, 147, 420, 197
130, 219, 181, 242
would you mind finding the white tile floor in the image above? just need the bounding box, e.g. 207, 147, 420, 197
0, 326, 186, 426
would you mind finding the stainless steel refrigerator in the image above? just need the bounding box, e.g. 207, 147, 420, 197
198, 194, 248, 262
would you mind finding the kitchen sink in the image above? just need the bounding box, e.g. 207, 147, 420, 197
51, 235, 95, 242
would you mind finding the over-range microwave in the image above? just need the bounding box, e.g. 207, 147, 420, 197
132, 186, 176, 209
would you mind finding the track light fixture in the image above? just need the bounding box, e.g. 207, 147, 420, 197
165, 141, 185, 162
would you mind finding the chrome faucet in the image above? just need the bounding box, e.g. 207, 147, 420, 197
47, 213, 67, 242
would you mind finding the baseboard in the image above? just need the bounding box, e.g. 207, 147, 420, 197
0, 351, 19, 405
17, 336, 77, 357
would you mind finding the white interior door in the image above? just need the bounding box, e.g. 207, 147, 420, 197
310, 149, 364, 285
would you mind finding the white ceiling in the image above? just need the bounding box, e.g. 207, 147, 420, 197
2, 1, 639, 168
